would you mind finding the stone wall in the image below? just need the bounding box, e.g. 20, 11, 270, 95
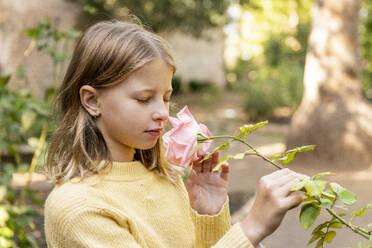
161, 28, 225, 87
0, 0, 80, 97
0, 0, 225, 97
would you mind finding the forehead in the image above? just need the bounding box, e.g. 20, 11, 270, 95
123, 58, 173, 91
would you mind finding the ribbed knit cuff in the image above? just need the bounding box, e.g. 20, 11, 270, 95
191, 199, 231, 247
212, 223, 254, 248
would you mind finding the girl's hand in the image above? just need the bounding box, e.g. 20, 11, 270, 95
240, 168, 305, 246
186, 152, 229, 215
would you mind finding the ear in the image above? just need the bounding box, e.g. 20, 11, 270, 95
79, 85, 100, 118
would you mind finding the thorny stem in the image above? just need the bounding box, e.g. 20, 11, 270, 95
326, 207, 370, 239
198, 135, 283, 169
198, 135, 371, 241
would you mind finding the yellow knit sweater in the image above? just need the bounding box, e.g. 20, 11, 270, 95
44, 161, 254, 247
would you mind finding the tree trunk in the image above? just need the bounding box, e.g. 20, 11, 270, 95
287, 0, 372, 169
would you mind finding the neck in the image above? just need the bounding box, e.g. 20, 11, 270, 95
109, 147, 135, 162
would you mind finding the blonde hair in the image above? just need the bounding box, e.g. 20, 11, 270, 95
46, 20, 181, 184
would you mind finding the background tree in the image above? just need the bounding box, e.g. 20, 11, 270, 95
287, 0, 372, 169
70, 0, 229, 36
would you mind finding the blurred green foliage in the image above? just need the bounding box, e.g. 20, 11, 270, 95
0, 163, 41, 248
71, 0, 229, 36
226, 0, 310, 120
0, 74, 45, 247
22, 18, 81, 89
227, 0, 372, 120
0, 75, 49, 166
0, 19, 81, 247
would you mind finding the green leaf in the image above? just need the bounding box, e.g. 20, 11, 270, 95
291, 180, 305, 191
21, 110, 37, 131
329, 182, 343, 194
312, 223, 327, 234
308, 231, 323, 245
315, 238, 324, 248
212, 155, 232, 172
0, 207, 9, 226
199, 142, 229, 163
324, 231, 336, 243
339, 190, 357, 205
0, 227, 14, 238
233, 153, 245, 160
83, 4, 98, 14
330, 183, 357, 205
304, 179, 327, 197
334, 205, 348, 210
279, 152, 296, 164
368, 223, 372, 228
312, 172, 336, 180
329, 222, 343, 229
238, 121, 268, 137
286, 145, 316, 153
66, 30, 81, 39
0, 237, 13, 248
0, 74, 11, 86
271, 145, 316, 164
218, 142, 230, 150
356, 204, 372, 217
270, 154, 282, 161
27, 137, 40, 150
302, 196, 315, 202
322, 190, 336, 199
300, 203, 320, 230
319, 198, 333, 209
0, 186, 6, 202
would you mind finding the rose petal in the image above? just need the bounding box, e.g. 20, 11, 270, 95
168, 116, 181, 128
177, 106, 197, 124
162, 105, 212, 168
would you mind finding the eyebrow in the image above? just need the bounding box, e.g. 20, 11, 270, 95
134, 88, 173, 93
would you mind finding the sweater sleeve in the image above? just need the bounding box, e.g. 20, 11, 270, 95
46, 205, 146, 248
190, 199, 254, 248
174, 175, 254, 248
45, 185, 148, 248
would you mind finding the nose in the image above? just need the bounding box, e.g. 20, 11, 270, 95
152, 101, 169, 123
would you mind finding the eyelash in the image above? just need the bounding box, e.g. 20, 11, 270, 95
136, 96, 171, 103
137, 98, 150, 103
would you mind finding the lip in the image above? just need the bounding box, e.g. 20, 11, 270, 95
145, 128, 163, 136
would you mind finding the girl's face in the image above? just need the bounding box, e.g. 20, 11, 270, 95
96, 58, 173, 162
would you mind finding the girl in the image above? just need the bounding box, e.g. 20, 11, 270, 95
44, 20, 304, 248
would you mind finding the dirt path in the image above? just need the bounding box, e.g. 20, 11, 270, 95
15, 92, 372, 247
182, 92, 372, 247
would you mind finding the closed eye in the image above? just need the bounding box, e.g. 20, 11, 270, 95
136, 98, 150, 103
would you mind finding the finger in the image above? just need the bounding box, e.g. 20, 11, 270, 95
220, 163, 229, 181
283, 194, 305, 210
192, 155, 204, 173
202, 152, 213, 173
275, 177, 301, 196
271, 171, 299, 188
211, 152, 220, 172
264, 168, 292, 181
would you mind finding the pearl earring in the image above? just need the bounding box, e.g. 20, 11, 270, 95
92, 112, 100, 118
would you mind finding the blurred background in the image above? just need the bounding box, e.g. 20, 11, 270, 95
0, 0, 371, 247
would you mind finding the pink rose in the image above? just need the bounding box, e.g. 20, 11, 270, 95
163, 106, 212, 167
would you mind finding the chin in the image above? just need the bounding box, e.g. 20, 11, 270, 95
138, 142, 157, 150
